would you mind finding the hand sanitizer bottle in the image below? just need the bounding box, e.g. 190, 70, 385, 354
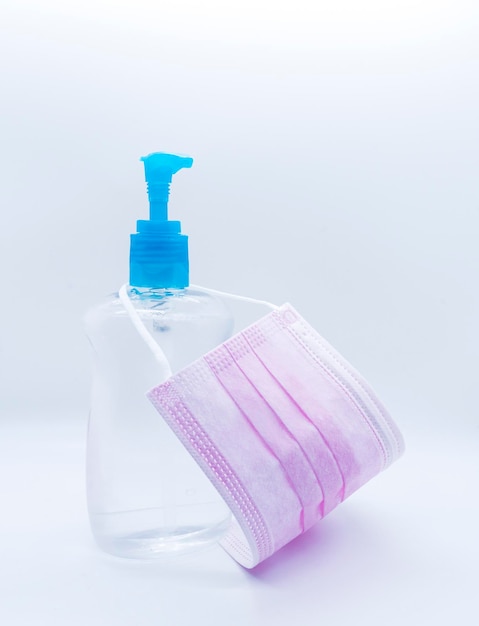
85, 153, 234, 558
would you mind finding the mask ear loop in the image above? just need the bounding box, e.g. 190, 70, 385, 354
118, 285, 173, 380
190, 284, 279, 311
118, 284, 279, 566
118, 284, 279, 381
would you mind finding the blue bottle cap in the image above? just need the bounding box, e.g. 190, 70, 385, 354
129, 152, 193, 289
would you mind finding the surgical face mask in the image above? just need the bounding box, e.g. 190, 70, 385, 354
147, 295, 404, 569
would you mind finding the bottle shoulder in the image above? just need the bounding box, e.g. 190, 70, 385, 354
85, 286, 233, 327
84, 286, 234, 371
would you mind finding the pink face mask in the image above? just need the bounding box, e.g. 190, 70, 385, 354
147, 300, 404, 569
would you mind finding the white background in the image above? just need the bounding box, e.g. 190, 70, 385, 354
1, 2, 478, 625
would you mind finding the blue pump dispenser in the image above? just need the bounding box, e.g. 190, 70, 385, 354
129, 152, 193, 289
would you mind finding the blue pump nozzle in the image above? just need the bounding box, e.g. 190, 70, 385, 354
129, 152, 193, 289
141, 153, 193, 222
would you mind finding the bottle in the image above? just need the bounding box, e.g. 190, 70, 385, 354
85, 153, 234, 559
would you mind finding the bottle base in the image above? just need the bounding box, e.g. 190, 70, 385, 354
90, 509, 232, 560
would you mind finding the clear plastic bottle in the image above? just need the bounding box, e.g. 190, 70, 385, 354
85, 286, 233, 558
85, 153, 234, 558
